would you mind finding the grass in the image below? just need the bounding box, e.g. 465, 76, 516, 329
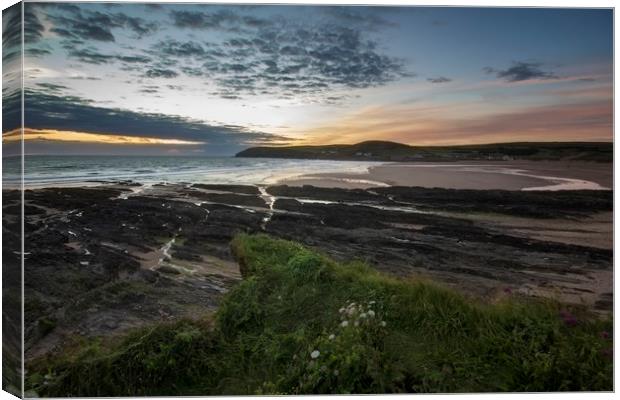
27, 234, 613, 396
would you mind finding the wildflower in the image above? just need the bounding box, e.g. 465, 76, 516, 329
369, 300, 376, 305
354, 320, 360, 327
600, 331, 610, 339
367, 310, 375, 318
339, 308, 345, 314
333, 370, 339, 376
359, 313, 367, 319
340, 320, 349, 328
328, 334, 335, 340
320, 365, 327, 372
310, 350, 320, 359
380, 321, 387, 327
600, 348, 613, 360
559, 310, 578, 327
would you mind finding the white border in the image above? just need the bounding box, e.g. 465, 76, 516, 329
0, 1, 616, 400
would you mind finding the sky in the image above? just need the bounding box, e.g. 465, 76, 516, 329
1, 2, 613, 156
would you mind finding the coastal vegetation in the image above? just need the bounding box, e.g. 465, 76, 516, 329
236, 140, 613, 162
28, 234, 613, 396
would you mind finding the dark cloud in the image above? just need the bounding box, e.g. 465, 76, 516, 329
170, 9, 245, 30
180, 66, 205, 77
116, 54, 152, 64
24, 6, 45, 44
2, 4, 23, 64
26, 48, 52, 57
2, 89, 21, 133
67, 47, 151, 65
322, 6, 396, 30
2, 49, 20, 64
68, 48, 115, 64
111, 12, 159, 37
68, 76, 102, 81
427, 76, 452, 83
54, 4, 81, 14
36, 83, 69, 94
484, 61, 558, 82
46, 7, 159, 42
3, 3, 47, 56
4, 89, 290, 154
49, 11, 117, 41
144, 68, 179, 78
155, 39, 206, 58
148, 19, 409, 102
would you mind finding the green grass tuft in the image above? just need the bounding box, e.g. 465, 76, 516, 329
28, 233, 613, 396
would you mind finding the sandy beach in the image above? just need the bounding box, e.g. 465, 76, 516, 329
281, 160, 613, 191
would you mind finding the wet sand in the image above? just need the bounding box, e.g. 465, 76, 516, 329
281, 161, 613, 191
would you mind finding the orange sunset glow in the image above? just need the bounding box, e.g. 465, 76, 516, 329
2, 128, 205, 146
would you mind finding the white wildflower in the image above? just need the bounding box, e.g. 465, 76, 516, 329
334, 370, 339, 376
311, 350, 320, 359
380, 321, 387, 327
328, 334, 335, 340
340, 320, 349, 328
339, 307, 345, 314
369, 300, 376, 305
367, 310, 375, 317
359, 313, 367, 319
354, 320, 359, 327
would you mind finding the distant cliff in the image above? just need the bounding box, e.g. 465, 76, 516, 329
235, 140, 613, 162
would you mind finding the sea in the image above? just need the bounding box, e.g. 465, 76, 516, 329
2, 155, 384, 188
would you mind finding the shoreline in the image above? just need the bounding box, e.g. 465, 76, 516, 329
9, 160, 613, 192
280, 160, 613, 191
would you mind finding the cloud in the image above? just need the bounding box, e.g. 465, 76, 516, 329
484, 61, 558, 82
67, 48, 115, 64
148, 16, 409, 102
49, 12, 117, 42
4, 128, 206, 146
3, 89, 292, 154
427, 76, 452, 83
46, 6, 159, 42
24, 5, 46, 44
2, 4, 47, 64
26, 48, 52, 57
116, 54, 152, 64
111, 12, 159, 37
144, 68, 179, 78
303, 100, 612, 146
68, 76, 102, 81
36, 83, 70, 94
170, 9, 252, 31
155, 39, 207, 58
322, 6, 396, 30
66, 47, 151, 66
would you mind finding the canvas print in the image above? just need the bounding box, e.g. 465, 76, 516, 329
1, 2, 614, 396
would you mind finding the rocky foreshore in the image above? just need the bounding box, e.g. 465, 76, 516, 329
3, 182, 612, 362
